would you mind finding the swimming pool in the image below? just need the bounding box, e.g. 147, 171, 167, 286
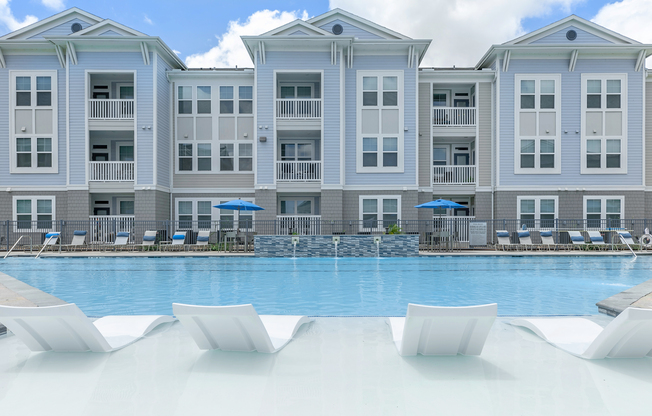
0, 256, 646, 316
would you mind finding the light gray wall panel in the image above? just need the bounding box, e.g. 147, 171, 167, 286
173, 173, 254, 188
0, 55, 66, 186
99, 30, 122, 37
318, 19, 383, 39
345, 55, 417, 185
478, 82, 492, 187
531, 26, 614, 44
646, 82, 652, 187
418, 82, 430, 187
288, 30, 308, 36
156, 54, 171, 188
499, 58, 643, 186
27, 18, 93, 39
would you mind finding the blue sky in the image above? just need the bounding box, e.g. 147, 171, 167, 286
3, 0, 651, 67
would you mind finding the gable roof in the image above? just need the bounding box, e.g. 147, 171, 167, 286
69, 19, 148, 37
262, 19, 332, 37
307, 8, 410, 40
0, 7, 102, 40
505, 15, 640, 45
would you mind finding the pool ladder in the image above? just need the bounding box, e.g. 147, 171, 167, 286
4, 235, 33, 259
619, 234, 637, 259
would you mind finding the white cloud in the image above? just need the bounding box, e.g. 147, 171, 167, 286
144, 15, 153, 25
0, 0, 38, 33
592, 0, 652, 43
41, 0, 65, 11
173, 49, 181, 55
329, 0, 580, 67
185, 9, 309, 68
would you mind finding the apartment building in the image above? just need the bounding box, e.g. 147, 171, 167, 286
0, 7, 650, 240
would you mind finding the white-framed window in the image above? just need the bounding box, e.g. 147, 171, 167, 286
220, 86, 234, 114
517, 196, 558, 229
239, 86, 253, 114
433, 146, 448, 166
117, 199, 135, 216
177, 142, 213, 172
433, 90, 449, 107
219, 142, 252, 172
178, 86, 192, 114
175, 198, 256, 231
279, 198, 316, 216
197, 86, 211, 114
581, 74, 627, 174
356, 71, 404, 173
514, 74, 561, 174
10, 71, 58, 173
583, 196, 623, 228
13, 196, 55, 231
359, 195, 401, 231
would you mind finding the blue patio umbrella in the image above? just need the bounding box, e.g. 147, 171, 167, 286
214, 199, 264, 230
415, 199, 466, 210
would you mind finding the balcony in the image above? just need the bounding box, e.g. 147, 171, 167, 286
433, 165, 476, 185
276, 99, 322, 119
89, 99, 134, 120
276, 161, 321, 182
432, 107, 476, 127
276, 215, 322, 235
89, 161, 135, 182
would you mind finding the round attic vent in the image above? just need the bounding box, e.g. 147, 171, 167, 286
566, 30, 577, 41
332, 24, 343, 35
71, 22, 83, 33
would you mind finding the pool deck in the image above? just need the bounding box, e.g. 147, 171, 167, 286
1, 315, 652, 415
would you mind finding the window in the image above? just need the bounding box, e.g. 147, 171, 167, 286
517, 196, 557, 229
119, 200, 134, 215
433, 91, 448, 107
581, 74, 627, 174
239, 143, 252, 171
219, 143, 251, 172
433, 147, 447, 166
177, 143, 213, 173
357, 71, 404, 173
13, 196, 55, 231
197, 143, 211, 171
514, 75, 561, 174
220, 86, 233, 114
179, 143, 193, 171
359, 196, 400, 231
178, 86, 192, 114
177, 200, 219, 230
197, 86, 211, 114
178, 201, 193, 229
239, 86, 253, 114
584, 196, 623, 228
220, 144, 234, 171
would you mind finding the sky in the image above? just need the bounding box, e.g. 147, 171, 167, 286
3, 0, 652, 67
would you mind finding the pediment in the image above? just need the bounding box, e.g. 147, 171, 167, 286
307, 9, 409, 40
263, 20, 331, 36
1, 8, 101, 40
70, 20, 147, 37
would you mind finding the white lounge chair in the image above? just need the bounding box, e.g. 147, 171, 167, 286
618, 231, 637, 249
163, 231, 187, 251
64, 230, 87, 251
0, 303, 174, 352
39, 232, 61, 251
190, 230, 211, 251
587, 230, 607, 250
567, 231, 588, 249
517, 230, 534, 250
135, 230, 158, 251
511, 307, 652, 359
387, 303, 497, 356
107, 231, 130, 251
172, 303, 310, 353
495, 230, 514, 251
539, 230, 557, 250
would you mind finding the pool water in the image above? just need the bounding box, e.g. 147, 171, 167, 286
0, 256, 646, 316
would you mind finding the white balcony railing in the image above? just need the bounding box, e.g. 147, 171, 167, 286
276, 215, 322, 235
433, 165, 476, 185
89, 161, 135, 182
276, 99, 322, 119
89, 215, 135, 243
432, 107, 476, 127
89, 99, 135, 119
434, 216, 476, 242
276, 161, 321, 182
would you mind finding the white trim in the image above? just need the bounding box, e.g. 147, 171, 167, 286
339, 48, 345, 186
12, 195, 56, 232
153, 53, 158, 186
0, 8, 102, 40
580, 73, 628, 174
172, 188, 256, 194
583, 195, 624, 220
66, 53, 70, 186
513, 74, 562, 174
496, 185, 644, 191
516, 195, 558, 229
358, 195, 402, 229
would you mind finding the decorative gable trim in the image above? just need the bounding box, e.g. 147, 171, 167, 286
307, 8, 409, 40
70, 19, 147, 37
0, 7, 102, 40
263, 19, 331, 36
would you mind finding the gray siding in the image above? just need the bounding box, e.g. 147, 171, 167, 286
531, 26, 614, 44
69, 52, 153, 185
345, 55, 417, 185
646, 82, 652, 187
256, 51, 341, 185
173, 173, 254, 188
418, 82, 430, 187
478, 82, 492, 187
27, 18, 93, 39
318, 19, 383, 39
499, 58, 643, 186
0, 55, 67, 186
156, 54, 171, 188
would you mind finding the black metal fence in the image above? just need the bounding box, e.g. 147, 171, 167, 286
1, 217, 650, 252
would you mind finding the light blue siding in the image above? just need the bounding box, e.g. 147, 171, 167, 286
531, 26, 614, 44
499, 58, 643, 186
68, 52, 153, 185
99, 30, 123, 37
318, 19, 383, 39
256, 51, 341, 185
0, 55, 66, 186
288, 30, 308, 36
27, 18, 93, 39
156, 54, 171, 188
345, 55, 417, 185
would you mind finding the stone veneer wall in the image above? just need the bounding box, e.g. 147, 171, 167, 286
255, 235, 419, 257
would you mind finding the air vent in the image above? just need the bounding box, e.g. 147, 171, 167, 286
332, 24, 343, 35
71, 22, 83, 33
566, 30, 577, 41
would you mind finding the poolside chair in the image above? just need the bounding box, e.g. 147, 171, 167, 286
63, 230, 87, 251
162, 231, 187, 251
387, 303, 497, 356
134, 230, 158, 251
517, 229, 534, 250
567, 231, 588, 250
539, 230, 562, 251
0, 303, 174, 352
172, 303, 310, 353
38, 232, 61, 252
190, 230, 211, 251
511, 307, 652, 359
108, 231, 130, 251
618, 231, 637, 249
587, 231, 608, 250
495, 230, 514, 251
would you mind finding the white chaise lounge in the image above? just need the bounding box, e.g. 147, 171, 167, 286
0, 303, 174, 352
511, 307, 652, 359
388, 303, 497, 356
172, 303, 310, 353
